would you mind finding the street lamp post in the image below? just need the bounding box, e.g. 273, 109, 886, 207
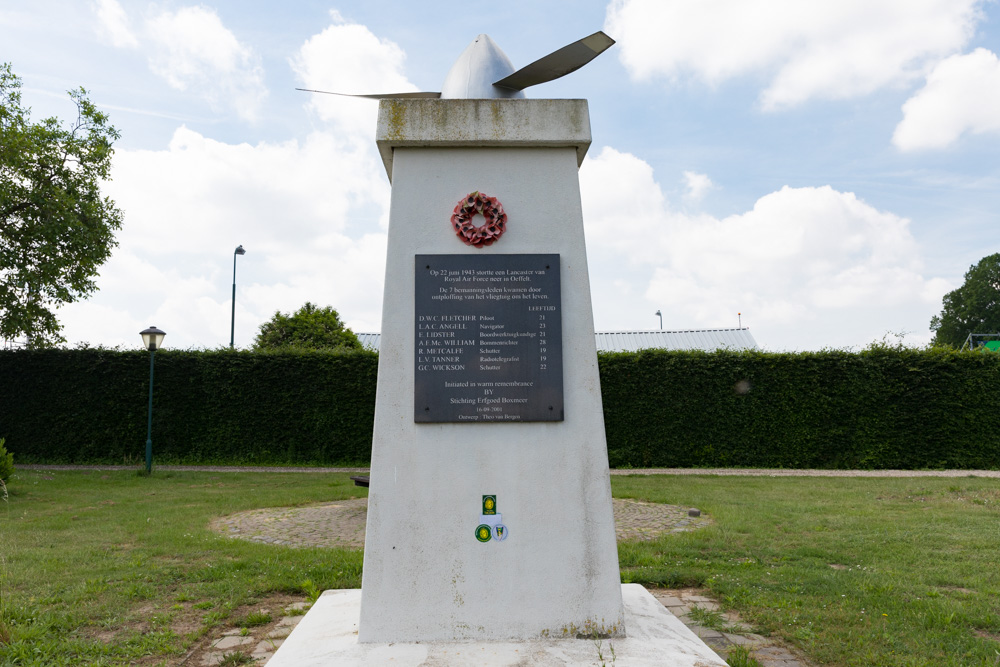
140, 326, 166, 474
655, 310, 663, 331
230, 245, 246, 348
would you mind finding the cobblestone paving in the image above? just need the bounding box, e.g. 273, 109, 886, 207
203, 501, 812, 666
211, 498, 370, 549
612, 498, 712, 541
192, 600, 309, 666
650, 589, 815, 667
211, 497, 712, 549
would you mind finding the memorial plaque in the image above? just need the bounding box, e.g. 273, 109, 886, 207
415, 254, 563, 423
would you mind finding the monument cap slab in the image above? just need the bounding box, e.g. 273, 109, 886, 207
376, 98, 592, 180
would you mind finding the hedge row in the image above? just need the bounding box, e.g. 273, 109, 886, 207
2, 347, 999, 468
0, 348, 378, 465
599, 348, 1000, 469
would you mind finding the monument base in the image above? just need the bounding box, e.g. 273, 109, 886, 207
266, 584, 726, 666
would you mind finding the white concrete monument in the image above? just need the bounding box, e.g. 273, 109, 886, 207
269, 31, 727, 667
359, 96, 624, 642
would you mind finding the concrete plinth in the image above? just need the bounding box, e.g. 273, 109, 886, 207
267, 584, 727, 666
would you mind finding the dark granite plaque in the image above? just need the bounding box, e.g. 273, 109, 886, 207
414, 254, 563, 423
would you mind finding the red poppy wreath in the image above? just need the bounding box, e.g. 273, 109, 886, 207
451, 191, 507, 247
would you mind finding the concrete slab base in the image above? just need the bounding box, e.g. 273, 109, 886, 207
266, 584, 727, 666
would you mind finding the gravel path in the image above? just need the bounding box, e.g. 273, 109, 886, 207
20, 464, 1000, 477
613, 467, 1000, 477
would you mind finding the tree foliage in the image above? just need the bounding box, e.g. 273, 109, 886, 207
253, 302, 362, 351
0, 437, 13, 482
0, 63, 123, 348
930, 253, 1000, 348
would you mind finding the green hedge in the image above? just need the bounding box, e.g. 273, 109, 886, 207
0, 348, 377, 465
599, 348, 1000, 469
2, 347, 998, 468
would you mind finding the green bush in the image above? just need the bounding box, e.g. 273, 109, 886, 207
598, 347, 1000, 469
2, 346, 999, 469
0, 347, 378, 465
0, 438, 13, 482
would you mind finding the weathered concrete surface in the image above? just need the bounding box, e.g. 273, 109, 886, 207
362, 98, 622, 642
376, 99, 591, 179
267, 585, 727, 666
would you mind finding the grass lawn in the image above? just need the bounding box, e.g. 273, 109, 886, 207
0, 469, 998, 666
0, 469, 366, 666
615, 474, 1000, 666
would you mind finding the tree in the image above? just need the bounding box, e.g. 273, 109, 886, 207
930, 253, 1000, 348
253, 302, 362, 351
0, 63, 123, 347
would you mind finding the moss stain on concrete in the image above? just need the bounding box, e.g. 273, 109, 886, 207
382, 100, 408, 141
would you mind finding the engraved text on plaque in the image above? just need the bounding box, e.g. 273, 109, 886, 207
414, 254, 563, 423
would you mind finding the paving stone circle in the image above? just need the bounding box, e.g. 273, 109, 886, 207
210, 497, 712, 549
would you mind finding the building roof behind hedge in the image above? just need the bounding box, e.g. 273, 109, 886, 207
355, 328, 758, 352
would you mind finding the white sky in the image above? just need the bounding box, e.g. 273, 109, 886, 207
3, 0, 999, 351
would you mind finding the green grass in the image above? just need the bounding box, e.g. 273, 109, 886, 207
0, 469, 365, 666
725, 645, 764, 667
1, 470, 999, 665
686, 605, 738, 634
216, 651, 252, 666
614, 474, 1000, 666
233, 609, 271, 628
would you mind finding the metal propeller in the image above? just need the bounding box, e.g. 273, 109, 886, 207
296, 31, 615, 100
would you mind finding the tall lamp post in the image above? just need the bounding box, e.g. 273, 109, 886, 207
230, 245, 246, 348
655, 310, 663, 331
140, 326, 166, 474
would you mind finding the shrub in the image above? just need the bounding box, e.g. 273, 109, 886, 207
598, 347, 1000, 469
0, 347, 378, 466
0, 439, 13, 482
2, 347, 1000, 469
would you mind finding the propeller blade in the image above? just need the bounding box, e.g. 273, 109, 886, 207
295, 88, 442, 100
492, 31, 615, 92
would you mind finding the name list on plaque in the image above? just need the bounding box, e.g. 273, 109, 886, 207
414, 254, 563, 423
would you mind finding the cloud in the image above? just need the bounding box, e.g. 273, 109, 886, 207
109, 126, 387, 251
580, 147, 949, 349
146, 6, 267, 121
682, 171, 713, 203
290, 11, 417, 135
58, 13, 423, 349
59, 123, 391, 349
893, 48, 1000, 150
604, 0, 984, 110
92, 0, 137, 48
